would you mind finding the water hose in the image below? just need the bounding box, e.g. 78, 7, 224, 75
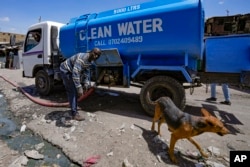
0, 75, 94, 107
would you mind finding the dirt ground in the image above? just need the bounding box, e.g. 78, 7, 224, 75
1, 68, 250, 167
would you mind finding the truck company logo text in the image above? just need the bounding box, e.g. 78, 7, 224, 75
113, 4, 141, 14
79, 18, 163, 46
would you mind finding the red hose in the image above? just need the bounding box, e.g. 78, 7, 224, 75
0, 75, 94, 107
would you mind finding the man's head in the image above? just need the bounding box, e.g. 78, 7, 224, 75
89, 48, 102, 62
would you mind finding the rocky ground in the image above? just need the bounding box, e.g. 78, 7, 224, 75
1, 68, 250, 167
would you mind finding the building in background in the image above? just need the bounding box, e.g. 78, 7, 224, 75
205, 13, 250, 36
0, 32, 25, 68
0, 32, 25, 45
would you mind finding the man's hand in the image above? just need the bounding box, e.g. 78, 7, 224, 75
83, 83, 90, 91
77, 87, 83, 97
93, 82, 99, 88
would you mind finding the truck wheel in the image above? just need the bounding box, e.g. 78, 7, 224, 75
140, 76, 186, 116
35, 70, 54, 95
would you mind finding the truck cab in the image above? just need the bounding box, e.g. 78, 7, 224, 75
22, 21, 65, 95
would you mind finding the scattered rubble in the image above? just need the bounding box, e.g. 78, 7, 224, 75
118, 123, 126, 135
206, 160, 226, 167
63, 133, 71, 141
157, 152, 169, 162
207, 146, 221, 156
24, 150, 44, 160
106, 151, 113, 157
8, 155, 29, 167
34, 142, 45, 150
20, 124, 26, 132
122, 158, 134, 167
186, 150, 201, 160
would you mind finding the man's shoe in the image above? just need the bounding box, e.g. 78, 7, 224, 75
220, 101, 231, 105
73, 113, 85, 121
206, 97, 217, 101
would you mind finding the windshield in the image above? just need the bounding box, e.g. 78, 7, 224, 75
24, 29, 42, 52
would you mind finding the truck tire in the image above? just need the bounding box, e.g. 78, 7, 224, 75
35, 70, 54, 95
140, 76, 186, 116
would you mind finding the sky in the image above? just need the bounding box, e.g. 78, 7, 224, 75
0, 0, 249, 34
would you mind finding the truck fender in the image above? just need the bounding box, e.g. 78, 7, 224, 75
131, 65, 193, 83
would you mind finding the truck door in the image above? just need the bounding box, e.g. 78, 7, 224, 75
22, 28, 43, 77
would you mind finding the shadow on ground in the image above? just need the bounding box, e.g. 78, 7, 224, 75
184, 104, 243, 135
134, 124, 202, 167
20, 84, 244, 135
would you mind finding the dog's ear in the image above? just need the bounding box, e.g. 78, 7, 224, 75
201, 108, 211, 117
196, 120, 207, 128
205, 119, 215, 127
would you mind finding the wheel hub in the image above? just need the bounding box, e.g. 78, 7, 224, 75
150, 86, 173, 101
37, 77, 46, 89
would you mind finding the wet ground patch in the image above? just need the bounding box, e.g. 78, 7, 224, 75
0, 92, 80, 167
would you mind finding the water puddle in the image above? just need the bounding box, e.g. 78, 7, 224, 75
0, 93, 80, 167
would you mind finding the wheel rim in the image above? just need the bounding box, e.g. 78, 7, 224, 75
37, 77, 46, 89
147, 84, 174, 104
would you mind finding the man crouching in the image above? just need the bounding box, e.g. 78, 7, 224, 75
60, 48, 102, 121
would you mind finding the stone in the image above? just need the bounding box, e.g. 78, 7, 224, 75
24, 150, 44, 160
8, 155, 28, 167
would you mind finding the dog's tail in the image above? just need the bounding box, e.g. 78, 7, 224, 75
146, 92, 169, 106
146, 92, 157, 106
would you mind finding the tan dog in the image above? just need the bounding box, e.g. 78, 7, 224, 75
151, 97, 230, 163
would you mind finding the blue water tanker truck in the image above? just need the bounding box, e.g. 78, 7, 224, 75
22, 0, 250, 116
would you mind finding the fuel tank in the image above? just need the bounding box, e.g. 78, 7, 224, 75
59, 0, 204, 69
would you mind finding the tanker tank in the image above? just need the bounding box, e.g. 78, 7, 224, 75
60, 0, 204, 71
